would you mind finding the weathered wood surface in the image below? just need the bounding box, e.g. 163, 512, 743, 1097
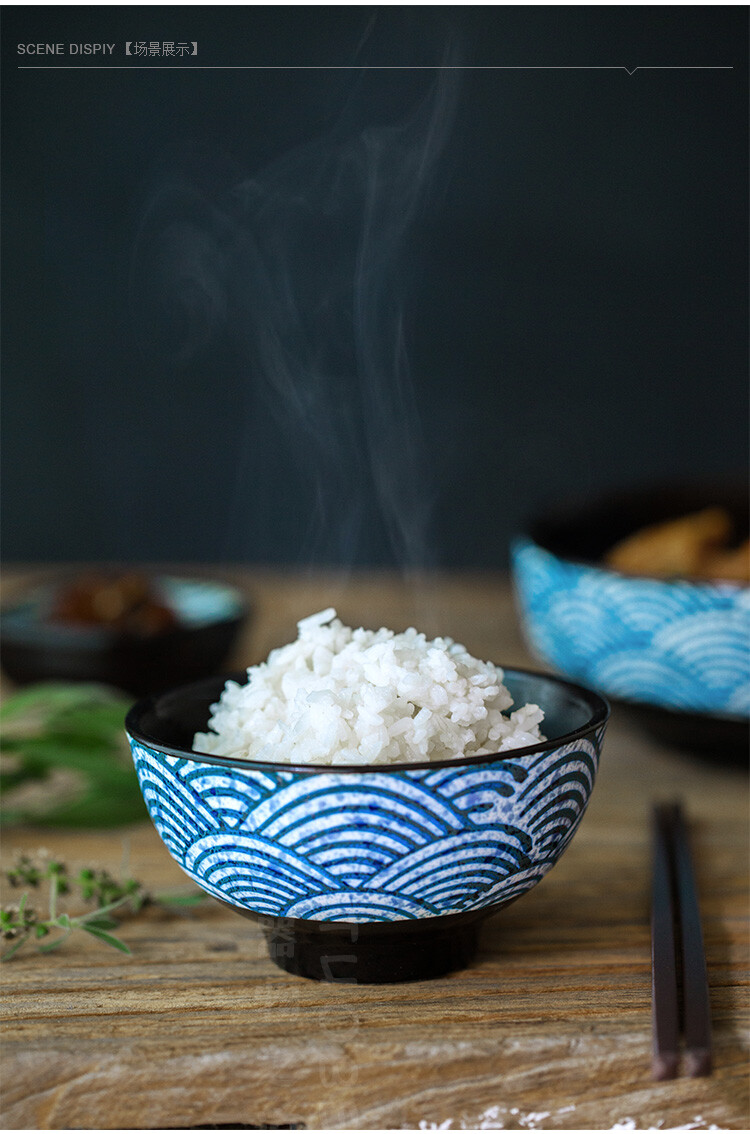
1, 569, 748, 1130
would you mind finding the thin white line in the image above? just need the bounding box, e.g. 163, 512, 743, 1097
16, 65, 735, 72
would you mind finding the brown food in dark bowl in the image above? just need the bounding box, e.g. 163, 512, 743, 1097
1, 572, 249, 697
50, 571, 179, 635
604, 507, 750, 584
530, 480, 749, 581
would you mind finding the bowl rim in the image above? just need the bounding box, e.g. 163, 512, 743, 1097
0, 572, 249, 643
517, 481, 750, 590
125, 666, 610, 776
513, 533, 750, 592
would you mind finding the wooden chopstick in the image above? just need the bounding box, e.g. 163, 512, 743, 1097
650, 803, 712, 1079
651, 804, 680, 1079
668, 803, 713, 1077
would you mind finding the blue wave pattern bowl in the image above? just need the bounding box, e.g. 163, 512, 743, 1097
513, 537, 750, 717
511, 486, 750, 729
126, 669, 608, 982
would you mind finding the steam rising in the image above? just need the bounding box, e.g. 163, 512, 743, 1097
134, 66, 459, 568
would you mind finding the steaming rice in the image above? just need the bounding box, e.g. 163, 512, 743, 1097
194, 609, 545, 766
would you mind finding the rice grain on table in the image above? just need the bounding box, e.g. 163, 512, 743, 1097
193, 608, 544, 765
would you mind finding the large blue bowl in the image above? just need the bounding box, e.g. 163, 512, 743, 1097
512, 487, 750, 722
126, 668, 608, 983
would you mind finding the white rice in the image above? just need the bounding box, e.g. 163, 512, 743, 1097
193, 608, 545, 766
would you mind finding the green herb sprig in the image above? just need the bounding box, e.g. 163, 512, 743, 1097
0, 683, 146, 828
1, 853, 205, 961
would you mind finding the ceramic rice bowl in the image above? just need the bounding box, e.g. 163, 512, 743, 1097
126, 668, 608, 983
511, 486, 749, 754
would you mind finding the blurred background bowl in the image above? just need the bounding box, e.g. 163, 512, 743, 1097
1, 573, 249, 696
511, 483, 749, 754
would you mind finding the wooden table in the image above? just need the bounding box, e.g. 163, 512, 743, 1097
1, 569, 748, 1130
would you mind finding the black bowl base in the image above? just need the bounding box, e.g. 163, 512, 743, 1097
618, 701, 749, 766
220, 903, 489, 983
262, 916, 480, 983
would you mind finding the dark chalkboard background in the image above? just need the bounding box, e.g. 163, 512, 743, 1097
3, 6, 747, 567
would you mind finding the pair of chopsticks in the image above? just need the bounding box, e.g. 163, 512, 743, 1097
651, 802, 712, 1079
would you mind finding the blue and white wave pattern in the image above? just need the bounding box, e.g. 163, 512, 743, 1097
512, 537, 750, 715
129, 736, 600, 922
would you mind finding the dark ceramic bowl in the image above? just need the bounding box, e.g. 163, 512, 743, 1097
126, 668, 609, 983
511, 483, 749, 754
1, 575, 248, 696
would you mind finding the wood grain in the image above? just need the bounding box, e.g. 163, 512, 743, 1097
1, 569, 748, 1130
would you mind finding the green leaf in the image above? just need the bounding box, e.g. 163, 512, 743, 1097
38, 934, 69, 953
81, 924, 131, 954
77, 893, 138, 921
0, 763, 48, 791
0, 933, 31, 961
6, 735, 114, 769
0, 731, 147, 829
49, 705, 131, 745
82, 915, 118, 930
0, 682, 141, 826
0, 683, 113, 725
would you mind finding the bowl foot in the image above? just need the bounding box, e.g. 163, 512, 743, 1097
260, 913, 482, 983
621, 701, 749, 765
